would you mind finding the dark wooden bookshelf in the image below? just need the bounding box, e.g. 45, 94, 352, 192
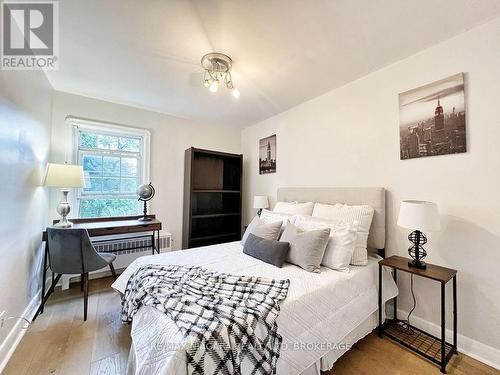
182, 147, 243, 249
191, 232, 241, 242
192, 213, 241, 219
192, 189, 241, 193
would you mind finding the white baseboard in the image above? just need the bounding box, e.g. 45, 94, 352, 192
0, 290, 40, 373
397, 309, 500, 370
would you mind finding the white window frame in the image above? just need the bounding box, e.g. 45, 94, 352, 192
66, 116, 151, 218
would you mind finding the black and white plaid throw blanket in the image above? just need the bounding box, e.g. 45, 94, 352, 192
121, 264, 290, 375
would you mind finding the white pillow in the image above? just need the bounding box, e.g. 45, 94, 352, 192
273, 201, 314, 215
312, 203, 374, 266
241, 216, 282, 246
294, 216, 357, 272
260, 209, 296, 228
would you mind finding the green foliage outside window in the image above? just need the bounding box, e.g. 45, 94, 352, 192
78, 130, 143, 218
80, 132, 140, 152
80, 198, 140, 218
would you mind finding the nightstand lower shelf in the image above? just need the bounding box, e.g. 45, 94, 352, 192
378, 256, 458, 373
382, 319, 455, 366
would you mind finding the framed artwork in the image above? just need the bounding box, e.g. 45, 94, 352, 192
399, 73, 466, 160
259, 134, 276, 174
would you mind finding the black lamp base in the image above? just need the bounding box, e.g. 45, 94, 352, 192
408, 259, 427, 269
408, 230, 428, 270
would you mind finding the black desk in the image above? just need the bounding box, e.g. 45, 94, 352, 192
34, 215, 162, 320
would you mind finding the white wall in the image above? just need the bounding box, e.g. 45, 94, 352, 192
242, 16, 500, 364
50, 92, 241, 250
0, 69, 53, 367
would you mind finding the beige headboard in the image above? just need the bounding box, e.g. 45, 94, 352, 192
277, 187, 386, 249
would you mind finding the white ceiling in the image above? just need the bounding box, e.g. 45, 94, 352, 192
47, 0, 500, 127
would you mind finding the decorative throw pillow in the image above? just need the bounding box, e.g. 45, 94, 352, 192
312, 203, 374, 266
241, 216, 282, 246
260, 209, 295, 225
273, 201, 314, 216
259, 209, 296, 235
280, 223, 331, 273
243, 233, 290, 268
294, 216, 357, 272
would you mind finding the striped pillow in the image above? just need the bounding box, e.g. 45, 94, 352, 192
273, 201, 314, 215
260, 209, 296, 228
312, 203, 374, 265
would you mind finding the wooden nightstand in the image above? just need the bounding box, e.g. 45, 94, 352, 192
378, 255, 458, 374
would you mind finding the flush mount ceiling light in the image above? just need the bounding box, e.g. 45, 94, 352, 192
201, 52, 240, 98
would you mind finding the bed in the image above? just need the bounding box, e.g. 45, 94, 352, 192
112, 187, 398, 375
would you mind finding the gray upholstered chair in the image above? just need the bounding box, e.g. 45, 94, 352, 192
46, 228, 117, 321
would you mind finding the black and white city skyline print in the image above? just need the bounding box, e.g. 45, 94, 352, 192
399, 73, 467, 160
259, 134, 276, 174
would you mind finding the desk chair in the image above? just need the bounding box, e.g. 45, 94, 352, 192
46, 228, 117, 321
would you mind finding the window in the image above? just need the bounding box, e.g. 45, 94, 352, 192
71, 119, 150, 218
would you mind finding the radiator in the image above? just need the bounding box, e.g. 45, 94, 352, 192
93, 233, 172, 255
60, 233, 173, 289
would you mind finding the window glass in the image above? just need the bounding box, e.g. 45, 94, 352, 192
77, 129, 144, 218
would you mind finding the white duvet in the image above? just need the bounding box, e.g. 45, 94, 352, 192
112, 241, 398, 375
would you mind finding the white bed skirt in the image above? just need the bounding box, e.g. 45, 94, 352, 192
300, 312, 379, 375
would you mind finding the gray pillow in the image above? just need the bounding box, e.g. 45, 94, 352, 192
243, 233, 290, 268
241, 216, 282, 245
280, 223, 331, 273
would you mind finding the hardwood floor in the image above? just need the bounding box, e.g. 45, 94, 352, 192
5, 277, 499, 375
327, 334, 499, 375
4, 277, 130, 375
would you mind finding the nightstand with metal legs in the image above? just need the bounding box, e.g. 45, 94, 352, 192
378, 255, 458, 374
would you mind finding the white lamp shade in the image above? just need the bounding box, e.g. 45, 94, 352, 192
397, 200, 440, 231
43, 163, 85, 188
253, 195, 269, 209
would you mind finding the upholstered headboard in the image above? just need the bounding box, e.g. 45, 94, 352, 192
276, 187, 386, 250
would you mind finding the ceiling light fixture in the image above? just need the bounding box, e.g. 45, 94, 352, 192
209, 80, 219, 93
201, 52, 240, 98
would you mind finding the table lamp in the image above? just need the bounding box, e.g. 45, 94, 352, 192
253, 195, 269, 216
44, 163, 85, 228
397, 200, 440, 269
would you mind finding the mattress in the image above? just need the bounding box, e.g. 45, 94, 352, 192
112, 241, 398, 375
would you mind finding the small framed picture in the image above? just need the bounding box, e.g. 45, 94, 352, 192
259, 134, 276, 174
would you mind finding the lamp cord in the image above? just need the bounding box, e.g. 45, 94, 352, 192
402, 274, 416, 333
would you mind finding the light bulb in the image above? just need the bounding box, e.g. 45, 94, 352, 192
203, 79, 211, 88
209, 80, 219, 93
232, 88, 240, 99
